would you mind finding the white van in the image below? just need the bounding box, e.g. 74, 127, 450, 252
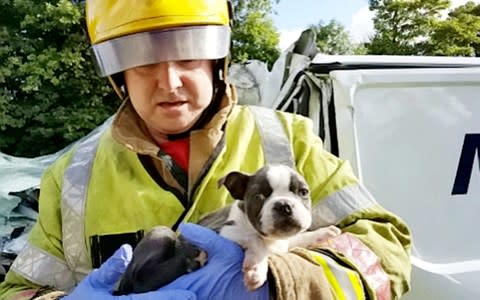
232, 53, 480, 299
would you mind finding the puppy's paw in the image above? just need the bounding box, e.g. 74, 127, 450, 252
242, 259, 268, 291
315, 225, 341, 241
185, 249, 208, 273
308, 226, 342, 246
195, 250, 208, 267
294, 226, 342, 248
243, 265, 268, 291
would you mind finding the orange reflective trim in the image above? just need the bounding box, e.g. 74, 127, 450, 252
324, 233, 391, 300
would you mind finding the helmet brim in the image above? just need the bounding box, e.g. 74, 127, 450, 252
92, 25, 231, 77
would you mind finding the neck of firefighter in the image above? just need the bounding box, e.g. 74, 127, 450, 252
144, 120, 197, 145
146, 127, 171, 145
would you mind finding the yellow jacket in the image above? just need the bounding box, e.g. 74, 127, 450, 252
0, 86, 411, 300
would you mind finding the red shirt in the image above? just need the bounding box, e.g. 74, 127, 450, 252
159, 137, 190, 173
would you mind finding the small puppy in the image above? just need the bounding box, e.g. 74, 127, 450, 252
115, 164, 340, 294
205, 164, 341, 290
114, 226, 207, 294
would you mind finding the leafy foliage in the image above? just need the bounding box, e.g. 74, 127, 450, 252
0, 0, 118, 157
309, 20, 365, 55
230, 0, 281, 68
427, 2, 480, 56
367, 0, 450, 55
366, 0, 480, 56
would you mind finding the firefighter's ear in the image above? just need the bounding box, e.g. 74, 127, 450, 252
217, 171, 250, 200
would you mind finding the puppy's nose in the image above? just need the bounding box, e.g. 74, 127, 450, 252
274, 202, 293, 216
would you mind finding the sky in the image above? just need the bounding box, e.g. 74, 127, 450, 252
271, 0, 479, 51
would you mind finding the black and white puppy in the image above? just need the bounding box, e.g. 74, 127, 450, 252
206, 164, 341, 290
115, 164, 340, 294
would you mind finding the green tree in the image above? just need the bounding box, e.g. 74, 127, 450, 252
309, 20, 362, 55
427, 2, 480, 56
230, 0, 281, 67
367, 0, 451, 55
0, 0, 118, 157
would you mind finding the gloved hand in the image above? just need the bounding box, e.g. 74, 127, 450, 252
163, 223, 269, 300
64, 244, 196, 300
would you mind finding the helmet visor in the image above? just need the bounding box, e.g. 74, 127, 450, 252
91, 25, 230, 77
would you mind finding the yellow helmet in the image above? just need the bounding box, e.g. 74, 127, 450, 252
86, 0, 231, 79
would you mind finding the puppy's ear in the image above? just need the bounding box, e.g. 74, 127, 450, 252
218, 171, 249, 200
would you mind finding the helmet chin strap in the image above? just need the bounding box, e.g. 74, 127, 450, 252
108, 75, 126, 99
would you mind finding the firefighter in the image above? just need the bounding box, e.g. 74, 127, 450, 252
0, 0, 412, 299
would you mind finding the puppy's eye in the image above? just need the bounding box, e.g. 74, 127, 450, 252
298, 188, 309, 197
254, 194, 265, 201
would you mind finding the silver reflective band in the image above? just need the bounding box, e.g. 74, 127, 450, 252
61, 119, 112, 282
249, 106, 295, 167
11, 243, 76, 291
311, 183, 377, 228
92, 25, 231, 76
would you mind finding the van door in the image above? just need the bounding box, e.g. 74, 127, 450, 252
329, 67, 480, 299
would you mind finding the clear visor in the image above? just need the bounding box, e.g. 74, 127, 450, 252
91, 25, 231, 77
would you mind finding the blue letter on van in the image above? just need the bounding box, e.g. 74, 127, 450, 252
452, 134, 480, 195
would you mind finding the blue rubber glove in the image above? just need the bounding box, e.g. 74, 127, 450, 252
163, 223, 269, 300
64, 244, 196, 300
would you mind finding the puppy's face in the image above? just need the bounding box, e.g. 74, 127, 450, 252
219, 165, 312, 239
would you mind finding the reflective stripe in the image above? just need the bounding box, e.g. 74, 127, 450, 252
311, 183, 377, 228
61, 121, 109, 282
9, 121, 112, 290
347, 266, 366, 298
311, 252, 365, 300
249, 106, 295, 167
324, 233, 391, 300
11, 243, 76, 291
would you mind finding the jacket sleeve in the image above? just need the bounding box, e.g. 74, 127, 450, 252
268, 248, 335, 300
0, 154, 72, 300
268, 113, 412, 300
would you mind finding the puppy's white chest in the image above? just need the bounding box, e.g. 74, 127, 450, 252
219, 201, 257, 247
264, 239, 289, 254
219, 201, 290, 254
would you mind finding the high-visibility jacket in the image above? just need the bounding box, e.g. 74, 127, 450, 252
0, 95, 411, 300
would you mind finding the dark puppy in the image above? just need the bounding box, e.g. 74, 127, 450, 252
115, 164, 340, 294
114, 226, 207, 295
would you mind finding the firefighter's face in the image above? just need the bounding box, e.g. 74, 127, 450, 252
124, 60, 214, 137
